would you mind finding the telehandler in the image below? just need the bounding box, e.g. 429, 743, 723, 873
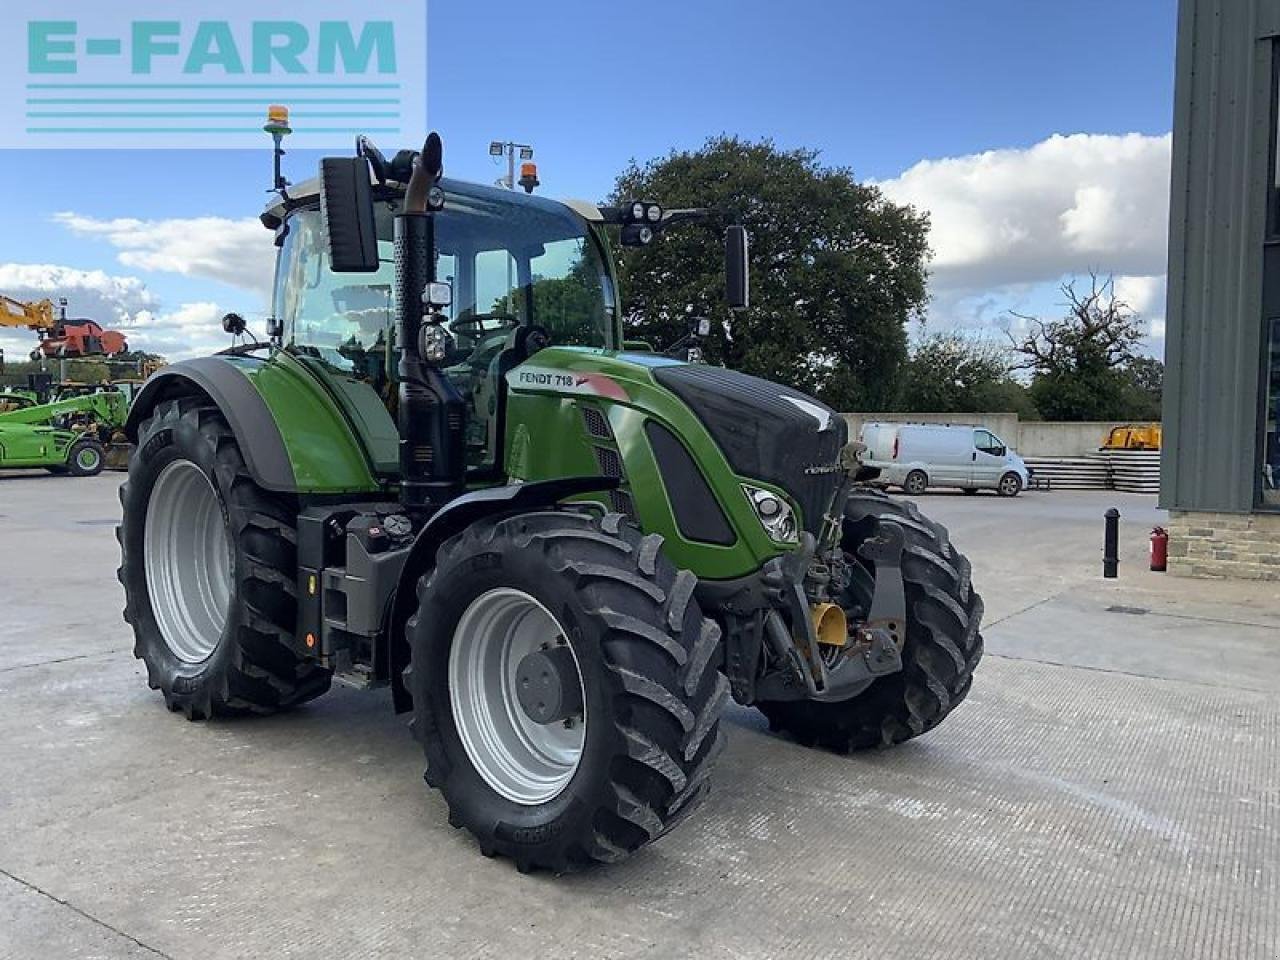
0, 389, 123, 476
118, 116, 983, 871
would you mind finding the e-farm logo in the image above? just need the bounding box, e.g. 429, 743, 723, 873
3, 1, 426, 148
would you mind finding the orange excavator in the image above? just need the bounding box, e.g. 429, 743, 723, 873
0, 295, 128, 361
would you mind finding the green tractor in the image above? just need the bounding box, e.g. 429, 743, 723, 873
117, 129, 982, 871
0, 389, 124, 476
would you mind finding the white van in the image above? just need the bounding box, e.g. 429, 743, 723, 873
860, 422, 1030, 497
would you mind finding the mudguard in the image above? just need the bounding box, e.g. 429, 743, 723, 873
125, 354, 383, 495
126, 357, 296, 490
387, 475, 619, 712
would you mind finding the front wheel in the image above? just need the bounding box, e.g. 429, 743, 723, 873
902, 470, 928, 496
407, 510, 728, 872
67, 439, 105, 477
757, 490, 983, 751
997, 472, 1022, 497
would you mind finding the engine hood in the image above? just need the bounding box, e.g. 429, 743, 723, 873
650, 363, 847, 534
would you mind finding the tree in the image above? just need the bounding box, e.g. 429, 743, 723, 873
1122, 354, 1164, 420
1010, 273, 1154, 421
897, 333, 1038, 417
610, 137, 930, 410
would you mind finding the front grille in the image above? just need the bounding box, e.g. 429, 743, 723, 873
582, 405, 612, 439
593, 445, 623, 478
610, 488, 636, 520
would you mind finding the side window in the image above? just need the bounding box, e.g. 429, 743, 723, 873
475, 249, 519, 319
975, 430, 1004, 455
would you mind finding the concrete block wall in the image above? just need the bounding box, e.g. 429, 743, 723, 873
1167, 511, 1280, 580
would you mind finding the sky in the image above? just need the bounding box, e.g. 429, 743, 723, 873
0, 0, 1179, 363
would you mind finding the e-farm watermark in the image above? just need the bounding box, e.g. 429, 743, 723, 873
3, 1, 425, 148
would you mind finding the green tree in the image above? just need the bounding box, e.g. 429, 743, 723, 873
1121, 354, 1164, 420
897, 333, 1037, 417
610, 137, 930, 410
1011, 274, 1154, 421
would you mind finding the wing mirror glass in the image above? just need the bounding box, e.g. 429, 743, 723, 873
319, 157, 379, 273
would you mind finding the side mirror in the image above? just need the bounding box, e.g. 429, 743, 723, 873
725, 225, 749, 311
320, 157, 379, 273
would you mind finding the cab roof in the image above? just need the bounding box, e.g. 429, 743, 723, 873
261, 169, 605, 228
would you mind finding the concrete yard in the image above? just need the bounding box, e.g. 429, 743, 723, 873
1, 473, 1277, 959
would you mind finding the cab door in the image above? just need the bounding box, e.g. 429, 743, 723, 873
971, 429, 1009, 488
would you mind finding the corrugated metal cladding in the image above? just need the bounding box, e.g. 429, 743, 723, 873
1162, 0, 1280, 513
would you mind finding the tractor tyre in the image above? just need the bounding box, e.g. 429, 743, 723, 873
406, 510, 728, 872
117, 397, 331, 720
757, 489, 983, 751
67, 439, 105, 477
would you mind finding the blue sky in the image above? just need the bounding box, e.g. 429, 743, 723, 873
0, 0, 1179, 359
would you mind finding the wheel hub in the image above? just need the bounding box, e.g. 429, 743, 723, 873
448, 588, 586, 805
514, 646, 584, 725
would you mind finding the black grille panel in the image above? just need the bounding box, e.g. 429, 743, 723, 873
652, 364, 845, 535
593, 445, 623, 478
609, 488, 636, 520
582, 405, 612, 439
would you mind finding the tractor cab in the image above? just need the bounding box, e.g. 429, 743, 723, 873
265, 179, 620, 478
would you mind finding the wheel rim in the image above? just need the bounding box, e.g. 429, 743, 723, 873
448, 588, 586, 805
143, 460, 232, 663
77, 447, 99, 471
1001, 475, 1019, 495
907, 474, 925, 494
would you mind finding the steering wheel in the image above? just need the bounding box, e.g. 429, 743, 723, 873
449, 313, 517, 338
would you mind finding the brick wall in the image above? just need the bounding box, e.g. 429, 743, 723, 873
1167, 511, 1280, 580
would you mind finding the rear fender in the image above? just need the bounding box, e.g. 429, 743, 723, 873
386, 475, 619, 713
126, 358, 296, 490
126, 355, 382, 494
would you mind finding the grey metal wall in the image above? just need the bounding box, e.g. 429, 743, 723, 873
1162, 0, 1280, 513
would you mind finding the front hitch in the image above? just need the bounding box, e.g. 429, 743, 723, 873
756, 520, 907, 703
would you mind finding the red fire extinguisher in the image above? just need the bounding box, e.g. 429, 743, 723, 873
1150, 526, 1169, 572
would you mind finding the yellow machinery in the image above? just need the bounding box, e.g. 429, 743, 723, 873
1101, 423, 1162, 450
0, 295, 56, 335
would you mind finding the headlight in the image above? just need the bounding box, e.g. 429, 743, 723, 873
743, 484, 797, 544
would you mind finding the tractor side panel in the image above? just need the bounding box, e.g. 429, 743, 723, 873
504, 348, 787, 581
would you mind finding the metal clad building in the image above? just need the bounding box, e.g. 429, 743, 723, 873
1162, 0, 1280, 578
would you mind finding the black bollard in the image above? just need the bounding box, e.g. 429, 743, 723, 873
1103, 507, 1120, 578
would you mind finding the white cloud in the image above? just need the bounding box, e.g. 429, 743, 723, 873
0, 263, 241, 361
878, 132, 1172, 293
877, 133, 1171, 356
52, 212, 274, 295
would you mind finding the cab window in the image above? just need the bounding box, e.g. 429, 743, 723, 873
974, 430, 1005, 456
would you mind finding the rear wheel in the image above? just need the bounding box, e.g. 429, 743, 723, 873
67, 439, 105, 477
757, 490, 983, 751
903, 470, 928, 495
997, 472, 1022, 497
407, 510, 728, 871
117, 397, 331, 720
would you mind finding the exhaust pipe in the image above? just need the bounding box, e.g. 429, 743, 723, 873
395, 134, 466, 515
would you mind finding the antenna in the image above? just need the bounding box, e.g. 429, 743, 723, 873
263, 105, 292, 199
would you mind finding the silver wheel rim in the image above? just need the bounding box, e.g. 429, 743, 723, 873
77, 446, 99, 471
907, 474, 925, 494
1001, 475, 1019, 495
448, 588, 586, 805
143, 460, 232, 663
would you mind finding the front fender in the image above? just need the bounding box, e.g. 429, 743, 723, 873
386, 475, 619, 712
